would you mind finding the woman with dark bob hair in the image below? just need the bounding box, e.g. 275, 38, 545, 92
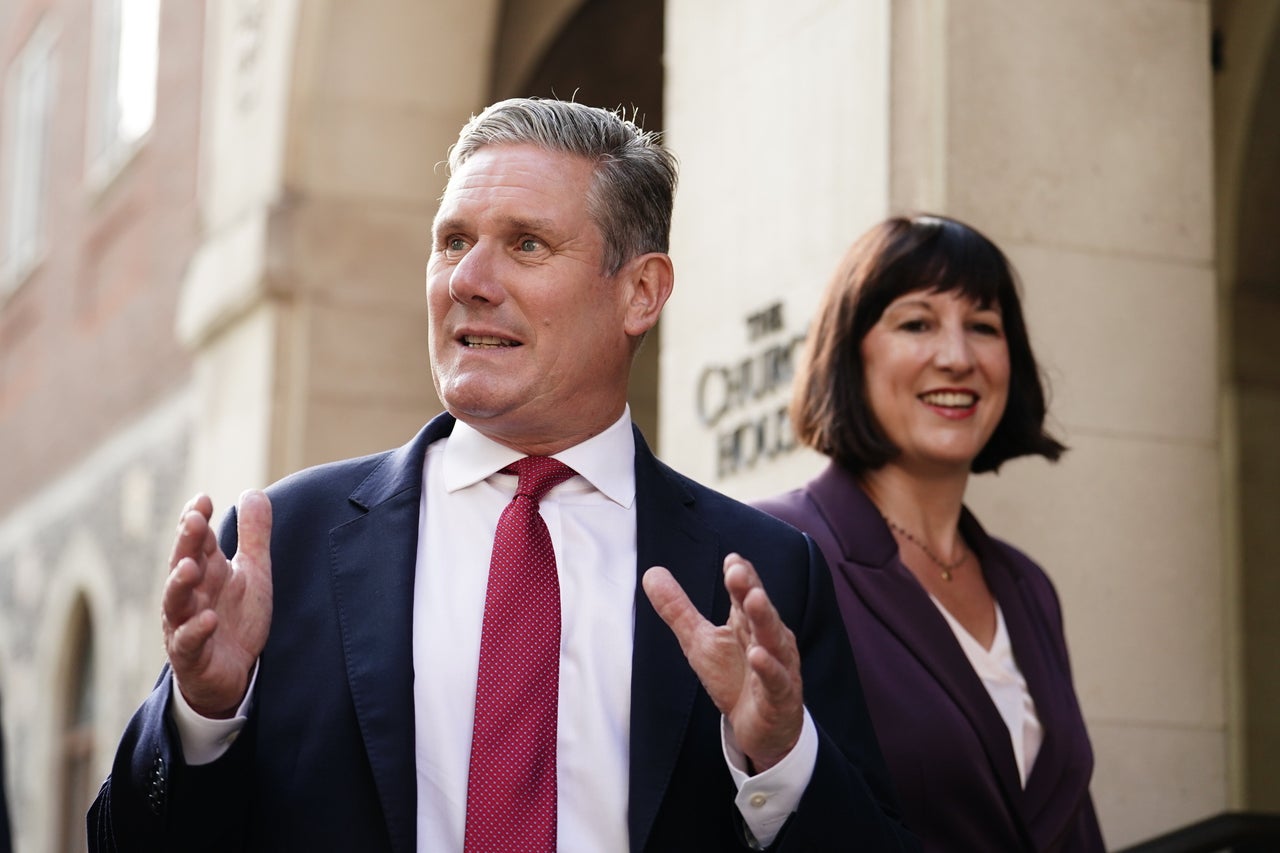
756, 214, 1104, 851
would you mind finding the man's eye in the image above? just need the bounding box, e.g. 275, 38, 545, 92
519, 238, 542, 252
446, 237, 467, 251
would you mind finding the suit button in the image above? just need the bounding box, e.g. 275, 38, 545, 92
149, 750, 167, 815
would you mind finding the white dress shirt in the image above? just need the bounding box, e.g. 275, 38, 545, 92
171, 408, 816, 850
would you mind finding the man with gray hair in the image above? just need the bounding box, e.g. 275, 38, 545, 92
90, 98, 915, 852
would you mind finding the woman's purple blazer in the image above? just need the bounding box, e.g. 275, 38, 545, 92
755, 462, 1104, 852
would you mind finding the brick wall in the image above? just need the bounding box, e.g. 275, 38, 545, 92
0, 0, 203, 520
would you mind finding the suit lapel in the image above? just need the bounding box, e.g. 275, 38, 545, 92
627, 429, 719, 853
805, 466, 1034, 846
327, 414, 455, 853
983, 530, 1075, 837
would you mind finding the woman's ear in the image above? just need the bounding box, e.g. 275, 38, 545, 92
622, 252, 674, 338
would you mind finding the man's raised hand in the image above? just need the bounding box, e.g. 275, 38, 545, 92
642, 553, 804, 772
162, 490, 273, 719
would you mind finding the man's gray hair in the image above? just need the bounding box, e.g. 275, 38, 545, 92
447, 98, 678, 275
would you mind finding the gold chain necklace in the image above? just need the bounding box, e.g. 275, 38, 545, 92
882, 516, 967, 581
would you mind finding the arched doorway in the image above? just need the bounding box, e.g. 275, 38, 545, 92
1213, 0, 1280, 810
492, 0, 666, 445
184, 1, 666, 497
57, 595, 95, 853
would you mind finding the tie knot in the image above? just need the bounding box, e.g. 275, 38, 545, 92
508, 456, 576, 504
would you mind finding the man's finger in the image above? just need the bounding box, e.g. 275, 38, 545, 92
739, 584, 804, 716
162, 556, 205, 628
642, 566, 709, 649
742, 587, 791, 657
727, 556, 803, 691
169, 609, 217, 665
724, 554, 765, 647
235, 489, 273, 569
723, 553, 763, 605
171, 509, 209, 569
171, 494, 216, 566
746, 643, 795, 703
177, 493, 213, 524
725, 589, 752, 651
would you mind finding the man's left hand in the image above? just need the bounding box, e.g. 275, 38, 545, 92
642, 553, 804, 772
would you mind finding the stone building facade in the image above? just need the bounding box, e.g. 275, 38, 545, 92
0, 0, 203, 849
0, 1, 1276, 850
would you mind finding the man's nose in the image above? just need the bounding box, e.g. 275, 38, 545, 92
449, 241, 504, 305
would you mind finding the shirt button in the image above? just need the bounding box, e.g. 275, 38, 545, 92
749, 793, 768, 809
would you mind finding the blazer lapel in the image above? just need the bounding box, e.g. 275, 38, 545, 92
627, 428, 719, 853
805, 465, 1034, 847
980, 524, 1081, 843
327, 414, 455, 853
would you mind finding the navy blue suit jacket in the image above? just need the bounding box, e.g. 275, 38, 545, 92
755, 463, 1104, 852
89, 415, 916, 852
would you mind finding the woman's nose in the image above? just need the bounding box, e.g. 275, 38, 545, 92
933, 324, 975, 372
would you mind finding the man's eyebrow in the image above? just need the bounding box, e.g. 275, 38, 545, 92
433, 215, 559, 236
499, 215, 558, 235
432, 215, 465, 237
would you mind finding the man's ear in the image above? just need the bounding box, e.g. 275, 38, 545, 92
622, 252, 674, 338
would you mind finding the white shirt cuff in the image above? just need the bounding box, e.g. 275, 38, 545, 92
168, 664, 257, 766
722, 707, 818, 848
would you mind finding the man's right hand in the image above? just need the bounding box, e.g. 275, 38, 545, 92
162, 490, 273, 719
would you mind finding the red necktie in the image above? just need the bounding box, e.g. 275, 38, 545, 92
464, 456, 576, 853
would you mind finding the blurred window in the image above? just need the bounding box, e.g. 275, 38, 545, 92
1, 19, 57, 294
86, 0, 159, 188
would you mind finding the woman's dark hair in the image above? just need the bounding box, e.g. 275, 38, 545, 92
790, 214, 1066, 474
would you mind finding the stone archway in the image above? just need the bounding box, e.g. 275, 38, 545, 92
1213, 0, 1280, 811
492, 0, 666, 445
181, 1, 666, 501
179, 1, 504, 508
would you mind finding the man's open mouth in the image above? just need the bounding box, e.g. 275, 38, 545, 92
462, 335, 519, 348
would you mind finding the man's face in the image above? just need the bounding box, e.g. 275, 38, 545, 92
427, 144, 652, 454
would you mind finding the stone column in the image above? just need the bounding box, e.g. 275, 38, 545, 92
177, 0, 497, 511
176, 0, 303, 509
664, 0, 1225, 845
937, 3, 1223, 842
662, 0, 892, 495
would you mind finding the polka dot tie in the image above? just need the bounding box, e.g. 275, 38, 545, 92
464, 456, 576, 853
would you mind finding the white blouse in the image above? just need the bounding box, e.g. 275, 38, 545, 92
932, 598, 1044, 787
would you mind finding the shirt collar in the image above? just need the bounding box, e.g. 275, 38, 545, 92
441, 408, 637, 509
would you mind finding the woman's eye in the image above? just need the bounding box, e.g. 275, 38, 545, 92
899, 319, 928, 332
971, 321, 1003, 336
